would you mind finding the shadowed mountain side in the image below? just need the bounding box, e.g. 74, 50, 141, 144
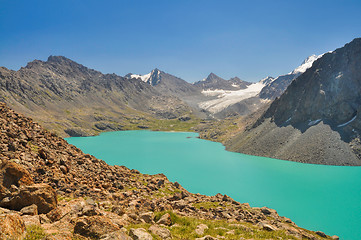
227, 38, 361, 165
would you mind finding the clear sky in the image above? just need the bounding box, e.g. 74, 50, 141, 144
1, 0, 360, 82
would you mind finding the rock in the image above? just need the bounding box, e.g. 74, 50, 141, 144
331, 235, 340, 240
258, 222, 277, 231
60, 165, 68, 174
315, 231, 327, 238
73, 215, 120, 238
195, 223, 208, 235
44, 232, 73, 240
0, 161, 34, 188
101, 230, 132, 240
178, 116, 191, 121
195, 235, 218, 240
139, 212, 154, 224
0, 213, 26, 240
20, 204, 38, 215
156, 213, 172, 226
149, 225, 172, 239
260, 207, 272, 215
129, 228, 153, 240
21, 215, 40, 227
0, 183, 57, 214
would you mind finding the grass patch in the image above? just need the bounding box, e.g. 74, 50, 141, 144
24, 225, 47, 240
128, 211, 301, 240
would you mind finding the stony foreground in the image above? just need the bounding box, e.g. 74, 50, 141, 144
0, 102, 338, 239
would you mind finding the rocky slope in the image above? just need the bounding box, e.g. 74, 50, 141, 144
227, 38, 361, 166
0, 56, 193, 137
0, 103, 337, 239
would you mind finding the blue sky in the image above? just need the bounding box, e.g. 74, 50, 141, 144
1, 0, 360, 82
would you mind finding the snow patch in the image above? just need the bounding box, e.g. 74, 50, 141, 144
338, 115, 357, 127
290, 54, 324, 75
130, 72, 151, 82
336, 72, 343, 79
308, 119, 321, 126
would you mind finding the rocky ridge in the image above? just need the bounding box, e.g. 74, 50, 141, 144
0, 102, 336, 239
193, 73, 251, 91
0, 56, 193, 137
227, 38, 361, 165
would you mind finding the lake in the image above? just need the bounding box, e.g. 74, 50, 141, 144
66, 130, 361, 240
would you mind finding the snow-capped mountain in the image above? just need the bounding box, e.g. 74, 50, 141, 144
259, 54, 324, 99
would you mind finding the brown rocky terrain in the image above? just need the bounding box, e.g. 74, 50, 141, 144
0, 56, 193, 138
0, 103, 337, 239
227, 38, 361, 165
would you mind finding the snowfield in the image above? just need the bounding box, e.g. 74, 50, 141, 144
198, 82, 266, 114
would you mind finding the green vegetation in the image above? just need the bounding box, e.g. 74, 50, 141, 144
128, 211, 301, 240
24, 225, 47, 240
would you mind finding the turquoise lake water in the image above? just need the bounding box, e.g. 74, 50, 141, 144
66, 130, 361, 240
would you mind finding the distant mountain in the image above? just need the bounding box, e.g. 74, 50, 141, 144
259, 54, 323, 99
0, 56, 191, 137
193, 73, 251, 90
126, 68, 200, 98
227, 38, 361, 166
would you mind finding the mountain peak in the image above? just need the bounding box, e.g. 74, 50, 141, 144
47, 55, 72, 63
291, 54, 323, 75
259, 76, 275, 85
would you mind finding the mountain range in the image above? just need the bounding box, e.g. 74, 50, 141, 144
0, 38, 358, 166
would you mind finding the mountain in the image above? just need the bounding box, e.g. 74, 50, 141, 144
0, 56, 192, 137
259, 54, 323, 99
193, 73, 251, 90
227, 38, 361, 166
126, 68, 200, 98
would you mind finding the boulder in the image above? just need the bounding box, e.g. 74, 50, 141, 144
73, 215, 120, 238
0, 213, 26, 240
0, 183, 57, 214
195, 235, 218, 240
129, 228, 153, 240
258, 222, 277, 231
195, 223, 208, 235
156, 213, 172, 226
0, 161, 34, 189
140, 212, 154, 224
20, 204, 38, 215
21, 215, 40, 227
149, 225, 171, 239
316, 231, 327, 238
101, 230, 132, 240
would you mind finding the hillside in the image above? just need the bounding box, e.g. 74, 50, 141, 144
227, 38, 361, 166
0, 56, 194, 137
0, 103, 336, 239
